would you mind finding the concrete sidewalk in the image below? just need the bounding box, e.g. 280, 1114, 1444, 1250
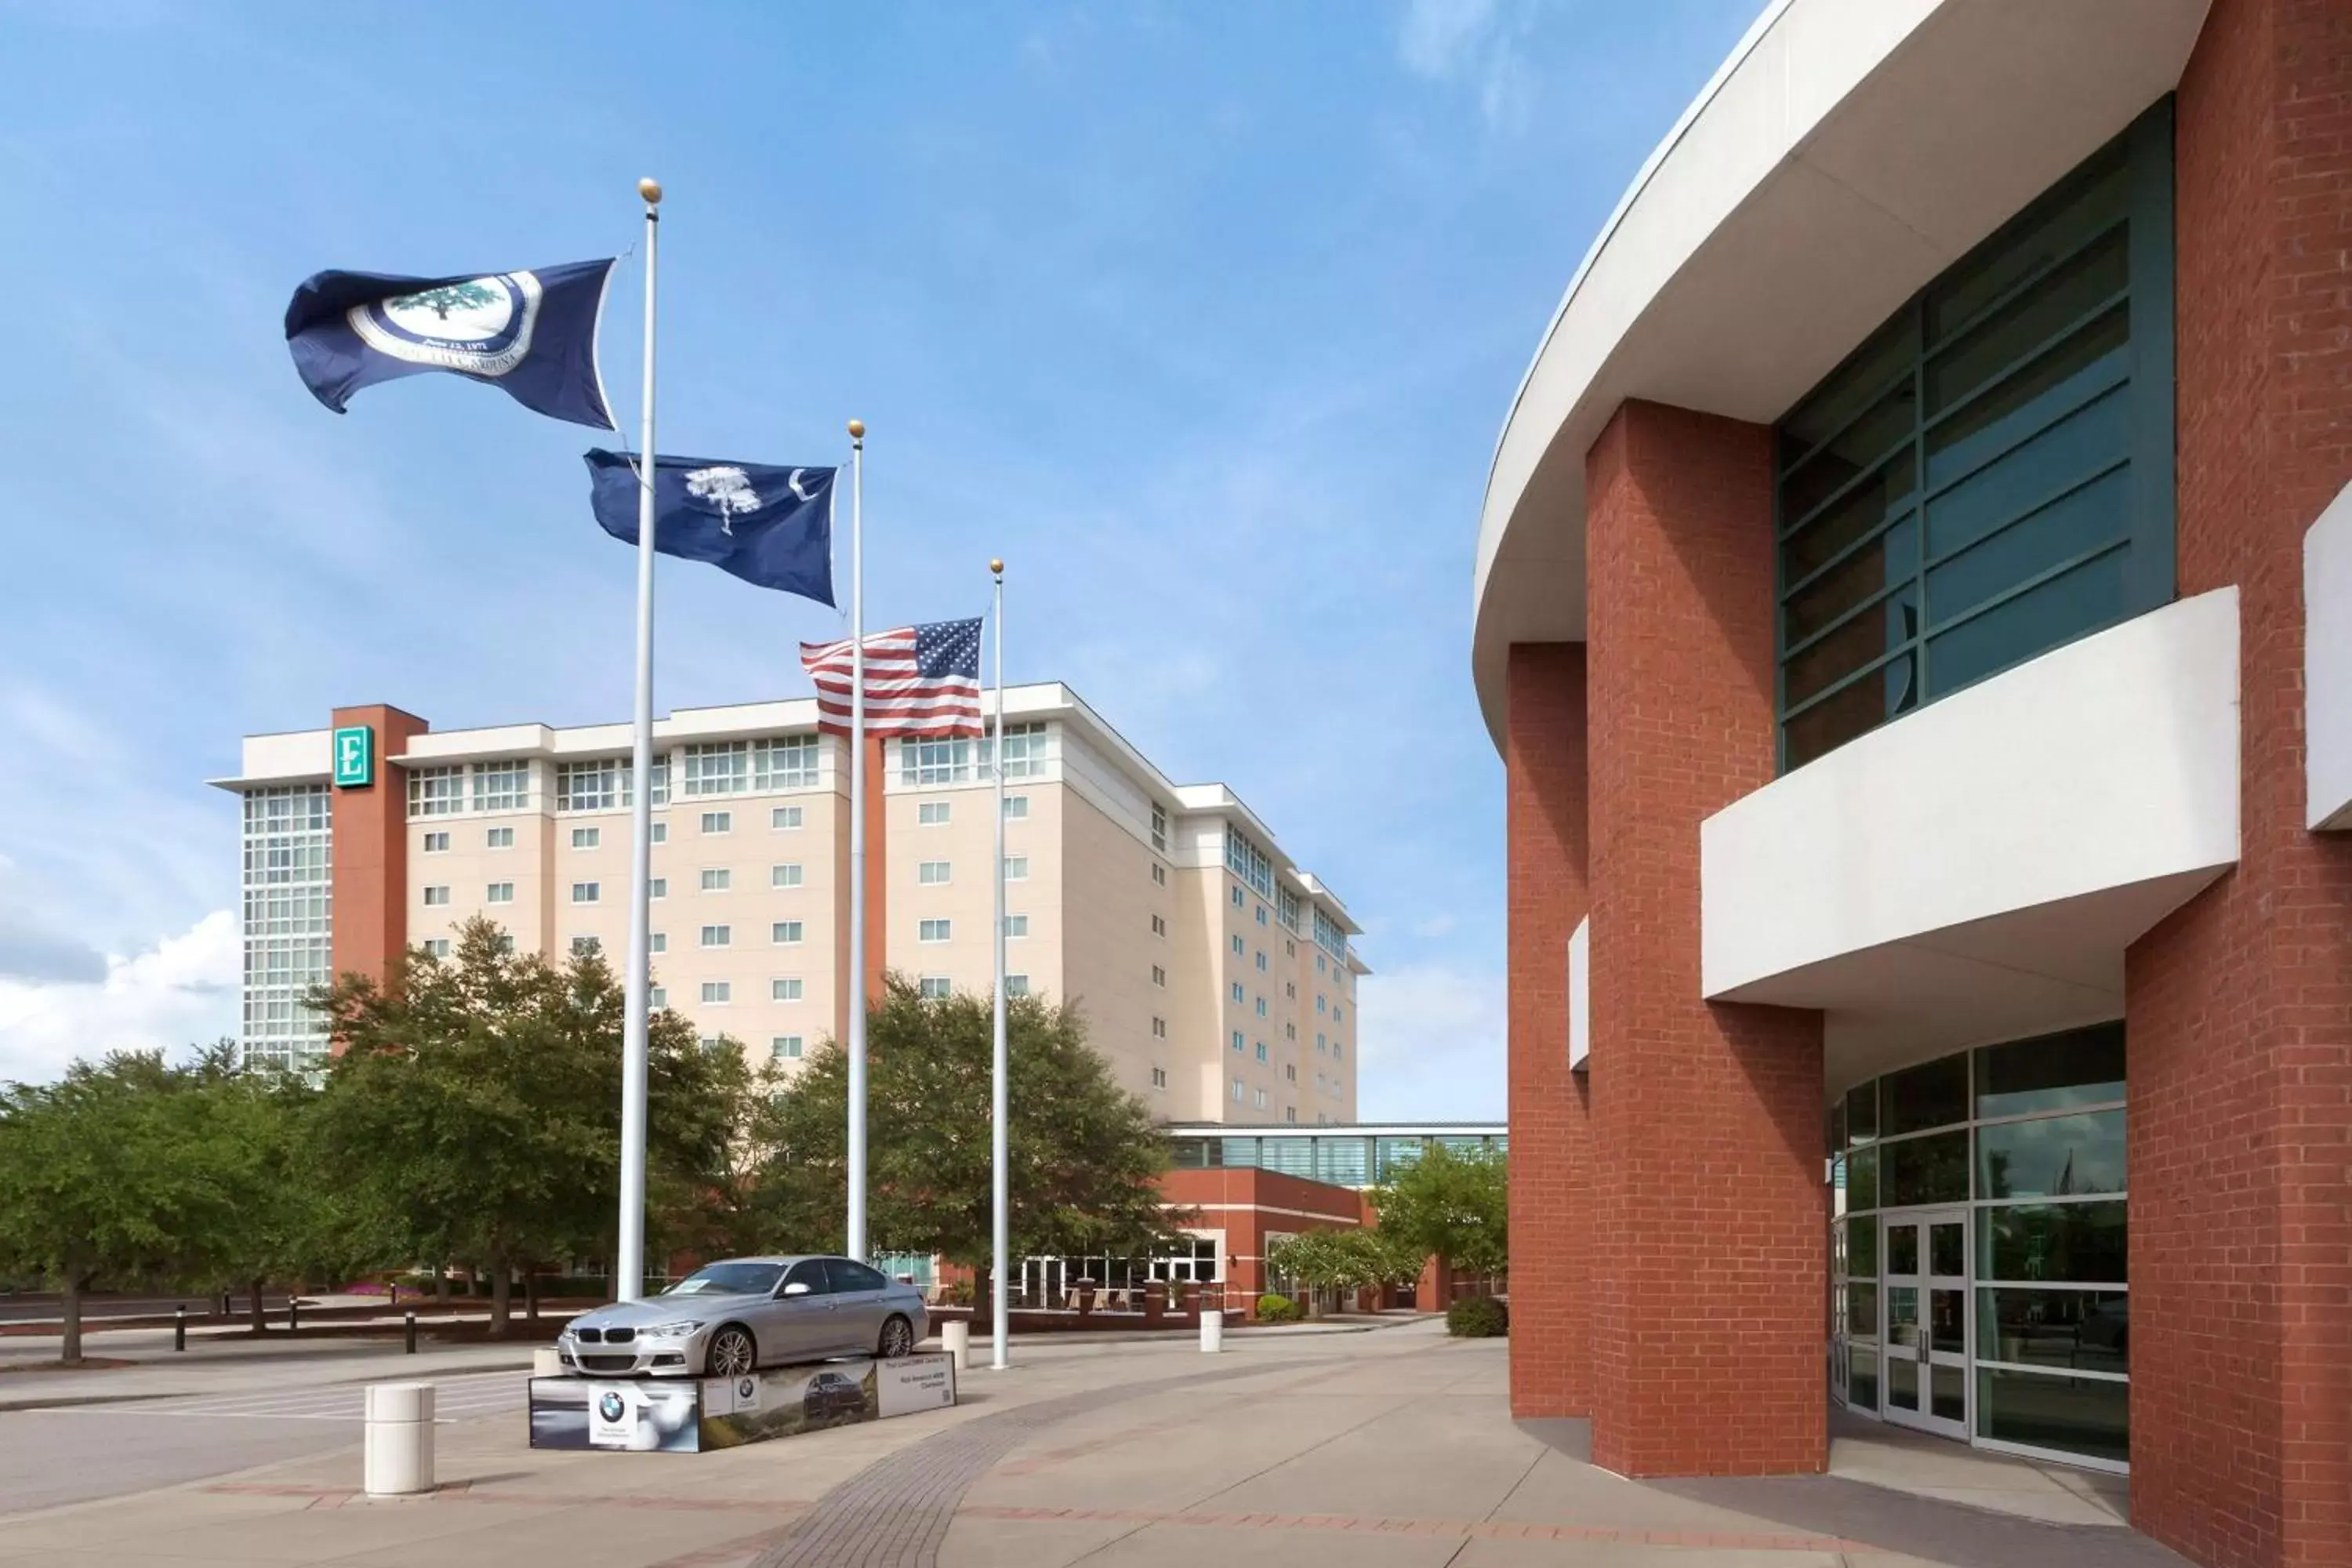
0, 1321, 2192, 1566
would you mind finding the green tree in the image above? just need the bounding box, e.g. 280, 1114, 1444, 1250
1265, 1226, 1417, 1304
753, 978, 1181, 1279
1370, 1142, 1508, 1279
310, 918, 752, 1334
0, 1047, 283, 1364
395, 280, 499, 320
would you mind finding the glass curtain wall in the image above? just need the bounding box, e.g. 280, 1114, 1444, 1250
1830, 1023, 2128, 1467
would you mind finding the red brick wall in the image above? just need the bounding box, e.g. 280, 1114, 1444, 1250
1157, 1166, 1368, 1303
1505, 643, 1592, 1417
2127, 4, 2352, 1564
327, 703, 430, 1026
1584, 401, 1827, 1477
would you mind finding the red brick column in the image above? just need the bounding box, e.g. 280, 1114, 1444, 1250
1505, 643, 1592, 1416
1584, 400, 1826, 1476
2126, 4, 2352, 1563
327, 703, 430, 1022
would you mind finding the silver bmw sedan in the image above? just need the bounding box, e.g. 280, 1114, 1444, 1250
557, 1255, 928, 1377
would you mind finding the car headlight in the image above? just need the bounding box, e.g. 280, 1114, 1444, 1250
644, 1320, 706, 1338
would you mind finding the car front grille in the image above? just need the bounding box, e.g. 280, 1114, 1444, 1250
578, 1354, 638, 1373
604, 1327, 636, 1343
573, 1327, 635, 1345
574, 1328, 603, 1344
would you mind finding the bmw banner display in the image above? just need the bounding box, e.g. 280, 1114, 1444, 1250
528, 1353, 956, 1454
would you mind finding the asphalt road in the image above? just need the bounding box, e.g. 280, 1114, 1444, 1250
0, 1368, 529, 1514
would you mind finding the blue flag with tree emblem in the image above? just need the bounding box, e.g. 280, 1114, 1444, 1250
584, 451, 837, 607
285, 260, 616, 428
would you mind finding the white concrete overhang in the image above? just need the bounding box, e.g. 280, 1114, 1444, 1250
1700, 590, 2241, 1093
2303, 481, 2352, 829
1469, 0, 2212, 753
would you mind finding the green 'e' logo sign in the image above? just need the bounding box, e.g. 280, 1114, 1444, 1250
332, 725, 374, 789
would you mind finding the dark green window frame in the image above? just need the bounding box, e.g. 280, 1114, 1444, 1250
1773, 100, 2176, 771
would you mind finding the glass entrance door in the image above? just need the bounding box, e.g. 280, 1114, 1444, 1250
1882, 1208, 1969, 1439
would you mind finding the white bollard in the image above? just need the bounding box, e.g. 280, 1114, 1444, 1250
531, 1346, 564, 1377
363, 1381, 434, 1496
942, 1320, 971, 1368
1199, 1308, 1224, 1354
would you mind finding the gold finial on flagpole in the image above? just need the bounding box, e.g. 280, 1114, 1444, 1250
989, 558, 1004, 578
637, 177, 663, 205
847, 419, 866, 445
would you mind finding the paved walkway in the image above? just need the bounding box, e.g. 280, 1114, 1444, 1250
0, 1321, 2193, 1566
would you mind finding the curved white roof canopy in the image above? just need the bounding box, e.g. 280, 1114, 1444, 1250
1468, 0, 2211, 751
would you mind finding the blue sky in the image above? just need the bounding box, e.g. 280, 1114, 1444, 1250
0, 0, 1755, 1112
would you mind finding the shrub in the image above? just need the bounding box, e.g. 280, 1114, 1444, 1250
1254, 1293, 1301, 1323
1446, 1296, 1508, 1338
938, 1279, 975, 1308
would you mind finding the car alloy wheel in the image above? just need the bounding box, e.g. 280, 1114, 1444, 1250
878, 1315, 914, 1359
706, 1326, 756, 1377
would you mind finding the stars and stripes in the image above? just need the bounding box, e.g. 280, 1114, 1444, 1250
800, 619, 984, 739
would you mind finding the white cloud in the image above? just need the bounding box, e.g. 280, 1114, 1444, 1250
1354, 960, 1504, 1121
0, 910, 238, 1085
1396, 0, 1534, 132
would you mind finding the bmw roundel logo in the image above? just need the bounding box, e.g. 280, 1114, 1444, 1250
597, 1391, 626, 1422
738, 1377, 757, 1399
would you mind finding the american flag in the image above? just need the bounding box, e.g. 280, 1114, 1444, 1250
800, 619, 984, 739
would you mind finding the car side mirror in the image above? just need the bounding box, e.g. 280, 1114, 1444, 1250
781, 1281, 811, 1297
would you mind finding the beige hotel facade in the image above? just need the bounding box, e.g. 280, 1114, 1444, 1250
216, 682, 1363, 1125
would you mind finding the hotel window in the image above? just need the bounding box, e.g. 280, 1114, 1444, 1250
771, 804, 803, 830
1152, 862, 1166, 887
900, 737, 973, 786
1230, 982, 1245, 1004
472, 760, 528, 813
1285, 1108, 1297, 1123
918, 861, 951, 886
1285, 939, 1295, 957
1285, 1022, 1296, 1040
1151, 914, 1167, 937
408, 765, 463, 817
682, 741, 750, 797
1285, 981, 1295, 999
1256, 997, 1268, 1018
753, 735, 818, 790
1316, 953, 1327, 974
1151, 965, 1167, 987
1255, 905, 1268, 926
701, 981, 731, 1004
1334, 1005, 1344, 1022
571, 935, 601, 956
1316, 1032, 1327, 1052
1005, 975, 1030, 998
1004, 856, 1029, 881
1333, 1041, 1342, 1061
1225, 829, 1274, 899
1255, 1041, 1269, 1062
1313, 909, 1347, 961
1003, 795, 1029, 819
920, 919, 952, 942
423, 831, 449, 852
700, 924, 731, 947
485, 883, 513, 904
572, 882, 599, 903
988, 721, 1048, 778
771, 920, 803, 944
919, 975, 952, 999
1151, 1067, 1167, 1091
1232, 1031, 1245, 1053
1285, 1063, 1296, 1082
1255, 951, 1267, 972
919, 800, 951, 826
572, 826, 599, 849
649, 986, 666, 1008
1230, 886, 1243, 909
1231, 1078, 1244, 1104
1152, 1016, 1167, 1039
422, 938, 451, 958
1252, 1088, 1268, 1110
701, 811, 731, 834
557, 759, 622, 812
1317, 995, 1327, 1014
651, 822, 668, 844
771, 978, 803, 1002
1150, 804, 1167, 851
772, 1036, 804, 1060
495, 934, 515, 953
1775, 103, 2176, 771
701, 868, 731, 892
1278, 885, 1301, 932
485, 826, 514, 849
650, 932, 666, 953
1230, 935, 1244, 956
650, 877, 667, 898
772, 863, 804, 889
1006, 914, 1029, 938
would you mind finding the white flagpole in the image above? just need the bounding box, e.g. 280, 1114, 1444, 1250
615, 176, 662, 1304
846, 418, 869, 1261
989, 559, 1010, 1370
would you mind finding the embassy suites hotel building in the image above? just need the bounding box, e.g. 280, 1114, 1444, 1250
216, 681, 1364, 1127
1479, 2, 2350, 1565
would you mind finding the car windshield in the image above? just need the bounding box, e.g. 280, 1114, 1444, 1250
663, 1262, 786, 1298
